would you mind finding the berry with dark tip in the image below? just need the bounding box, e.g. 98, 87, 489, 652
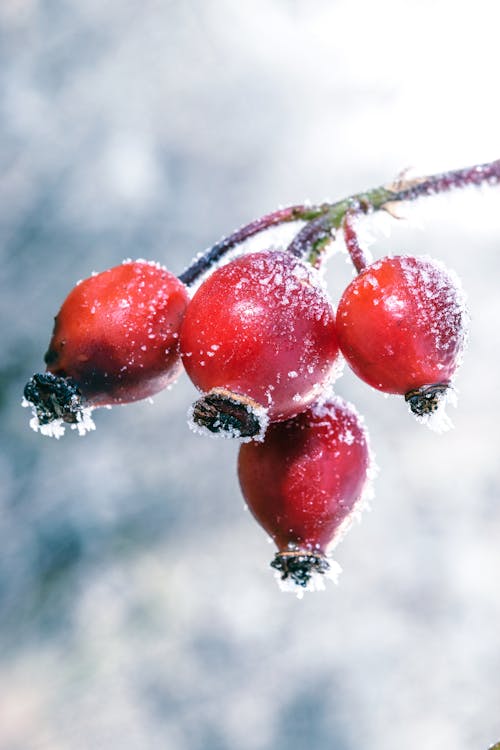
24, 260, 189, 434
180, 250, 341, 440
237, 397, 372, 590
335, 255, 468, 416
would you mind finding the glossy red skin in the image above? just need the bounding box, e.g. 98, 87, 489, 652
238, 398, 370, 552
180, 251, 340, 421
336, 255, 466, 394
45, 261, 189, 405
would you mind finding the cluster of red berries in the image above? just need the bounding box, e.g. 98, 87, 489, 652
24, 161, 488, 592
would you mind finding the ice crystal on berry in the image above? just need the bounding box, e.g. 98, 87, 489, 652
408, 384, 458, 433
22, 398, 96, 439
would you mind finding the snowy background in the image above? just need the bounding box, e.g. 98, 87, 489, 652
1, 1, 500, 749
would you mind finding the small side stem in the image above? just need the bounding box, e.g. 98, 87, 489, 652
342, 208, 370, 273
285, 212, 337, 267
179, 158, 500, 284
384, 159, 500, 202
292, 158, 500, 268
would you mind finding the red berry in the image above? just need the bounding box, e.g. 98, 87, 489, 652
24, 260, 189, 434
237, 397, 372, 590
180, 250, 341, 439
335, 255, 468, 416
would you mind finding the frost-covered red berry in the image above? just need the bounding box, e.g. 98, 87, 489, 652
237, 396, 373, 591
24, 260, 189, 436
180, 250, 341, 439
335, 255, 468, 419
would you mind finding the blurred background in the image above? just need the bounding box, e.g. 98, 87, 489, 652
1, 1, 500, 748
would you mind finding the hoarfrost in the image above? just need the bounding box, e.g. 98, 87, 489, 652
412, 385, 458, 433
340, 428, 354, 445
275, 558, 342, 598
122, 257, 167, 271
399, 254, 469, 345
72, 408, 97, 436
23, 398, 96, 439
383, 294, 405, 313
30, 415, 66, 439
310, 393, 379, 549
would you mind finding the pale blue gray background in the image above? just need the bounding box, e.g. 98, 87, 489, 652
1, 1, 500, 749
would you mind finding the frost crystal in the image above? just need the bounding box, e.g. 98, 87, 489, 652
411, 385, 458, 433
274, 557, 342, 599
22, 397, 96, 439
72, 407, 97, 436
310, 393, 378, 548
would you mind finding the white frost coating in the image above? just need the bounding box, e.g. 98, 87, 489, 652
412, 385, 458, 433
330, 454, 377, 550
184, 222, 307, 293
275, 558, 342, 598
329, 354, 345, 385
341, 428, 354, 445
382, 294, 405, 313
399, 254, 470, 366
310, 393, 379, 550
22, 398, 96, 439
30, 415, 66, 439
71, 407, 97, 436
121, 257, 168, 271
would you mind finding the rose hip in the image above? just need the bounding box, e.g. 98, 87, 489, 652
238, 396, 372, 590
180, 250, 341, 439
336, 255, 468, 416
24, 260, 189, 434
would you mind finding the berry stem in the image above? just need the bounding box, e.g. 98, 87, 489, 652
342, 209, 370, 273
179, 158, 500, 283
178, 204, 330, 285
290, 158, 500, 267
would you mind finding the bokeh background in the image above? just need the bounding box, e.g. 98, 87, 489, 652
1, 1, 500, 748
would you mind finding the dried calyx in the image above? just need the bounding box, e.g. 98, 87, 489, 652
404, 383, 449, 417
23, 372, 85, 425
191, 388, 268, 440
271, 550, 331, 588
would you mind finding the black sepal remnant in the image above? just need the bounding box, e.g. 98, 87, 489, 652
271, 550, 330, 588
405, 383, 449, 417
24, 372, 84, 425
191, 387, 266, 439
